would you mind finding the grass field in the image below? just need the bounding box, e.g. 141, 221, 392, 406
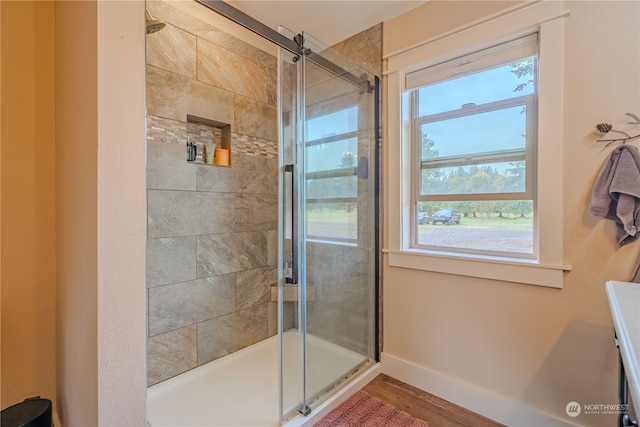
307, 210, 533, 229
305, 210, 534, 253
444, 215, 533, 230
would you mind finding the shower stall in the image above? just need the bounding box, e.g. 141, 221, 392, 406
145, 1, 380, 425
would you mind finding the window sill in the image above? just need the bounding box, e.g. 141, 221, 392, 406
383, 248, 571, 288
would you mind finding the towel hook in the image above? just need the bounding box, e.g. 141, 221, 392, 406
594, 113, 640, 146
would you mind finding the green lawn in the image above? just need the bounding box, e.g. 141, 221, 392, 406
450, 215, 533, 230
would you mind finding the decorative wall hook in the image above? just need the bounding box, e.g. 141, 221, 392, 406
595, 113, 640, 146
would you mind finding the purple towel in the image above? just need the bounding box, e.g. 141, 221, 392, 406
589, 145, 640, 247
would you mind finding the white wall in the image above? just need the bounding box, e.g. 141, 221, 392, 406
55, 1, 147, 425
382, 1, 639, 426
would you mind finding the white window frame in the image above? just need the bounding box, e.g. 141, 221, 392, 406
384, 1, 572, 288
409, 39, 538, 258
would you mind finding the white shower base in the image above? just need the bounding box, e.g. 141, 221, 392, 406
146, 330, 379, 427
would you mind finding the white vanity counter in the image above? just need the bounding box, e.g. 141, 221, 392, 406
606, 280, 640, 413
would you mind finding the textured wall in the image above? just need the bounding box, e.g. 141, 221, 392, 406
55, 1, 148, 425
382, 1, 639, 426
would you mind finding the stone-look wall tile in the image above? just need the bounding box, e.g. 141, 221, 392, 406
147, 0, 277, 71
266, 230, 278, 266
196, 162, 238, 193
147, 140, 196, 191
148, 275, 236, 336
345, 43, 383, 80
237, 153, 268, 194
198, 28, 277, 71
234, 95, 278, 142
147, 326, 197, 386
147, 65, 234, 125
197, 38, 276, 105
147, 237, 197, 287
332, 23, 381, 58
196, 232, 267, 277
197, 304, 268, 364
236, 266, 277, 310
266, 157, 278, 195
146, 23, 197, 78
330, 23, 382, 78
234, 195, 252, 232
148, 190, 235, 238
235, 194, 277, 232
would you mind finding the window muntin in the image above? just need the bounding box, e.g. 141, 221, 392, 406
408, 35, 538, 258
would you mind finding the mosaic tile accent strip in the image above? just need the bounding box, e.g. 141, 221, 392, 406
147, 115, 277, 159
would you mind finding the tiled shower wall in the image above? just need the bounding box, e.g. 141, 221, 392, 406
145, 0, 383, 386
145, 0, 283, 386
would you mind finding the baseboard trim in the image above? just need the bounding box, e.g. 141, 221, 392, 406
381, 352, 575, 427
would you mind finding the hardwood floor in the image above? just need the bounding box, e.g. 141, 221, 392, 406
362, 374, 505, 427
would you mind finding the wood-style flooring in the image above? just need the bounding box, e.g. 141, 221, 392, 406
362, 374, 505, 427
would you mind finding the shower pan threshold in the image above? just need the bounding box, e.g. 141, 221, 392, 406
146, 330, 380, 427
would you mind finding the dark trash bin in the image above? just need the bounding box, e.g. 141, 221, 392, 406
1, 397, 52, 427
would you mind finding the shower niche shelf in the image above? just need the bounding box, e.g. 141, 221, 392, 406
186, 114, 231, 166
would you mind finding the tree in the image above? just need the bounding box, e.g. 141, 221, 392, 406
338, 151, 356, 168
421, 133, 439, 160
504, 161, 525, 192
511, 58, 535, 92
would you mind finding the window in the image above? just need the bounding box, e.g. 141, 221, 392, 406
406, 34, 538, 258
305, 106, 359, 243
384, 1, 571, 288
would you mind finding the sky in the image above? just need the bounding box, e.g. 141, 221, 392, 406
305, 106, 359, 172
416, 60, 534, 158
301, 58, 535, 174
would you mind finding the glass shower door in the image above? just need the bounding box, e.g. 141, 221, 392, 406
279, 29, 378, 422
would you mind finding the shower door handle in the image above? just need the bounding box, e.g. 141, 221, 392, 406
285, 164, 298, 285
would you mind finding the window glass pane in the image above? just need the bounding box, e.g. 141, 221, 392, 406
306, 106, 358, 139
418, 58, 535, 117
416, 201, 533, 255
419, 105, 528, 196
307, 203, 357, 241
421, 161, 526, 195
305, 106, 359, 243
306, 138, 358, 172
306, 175, 357, 199
420, 105, 527, 159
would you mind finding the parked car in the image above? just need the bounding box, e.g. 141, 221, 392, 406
431, 209, 461, 225
418, 212, 429, 224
